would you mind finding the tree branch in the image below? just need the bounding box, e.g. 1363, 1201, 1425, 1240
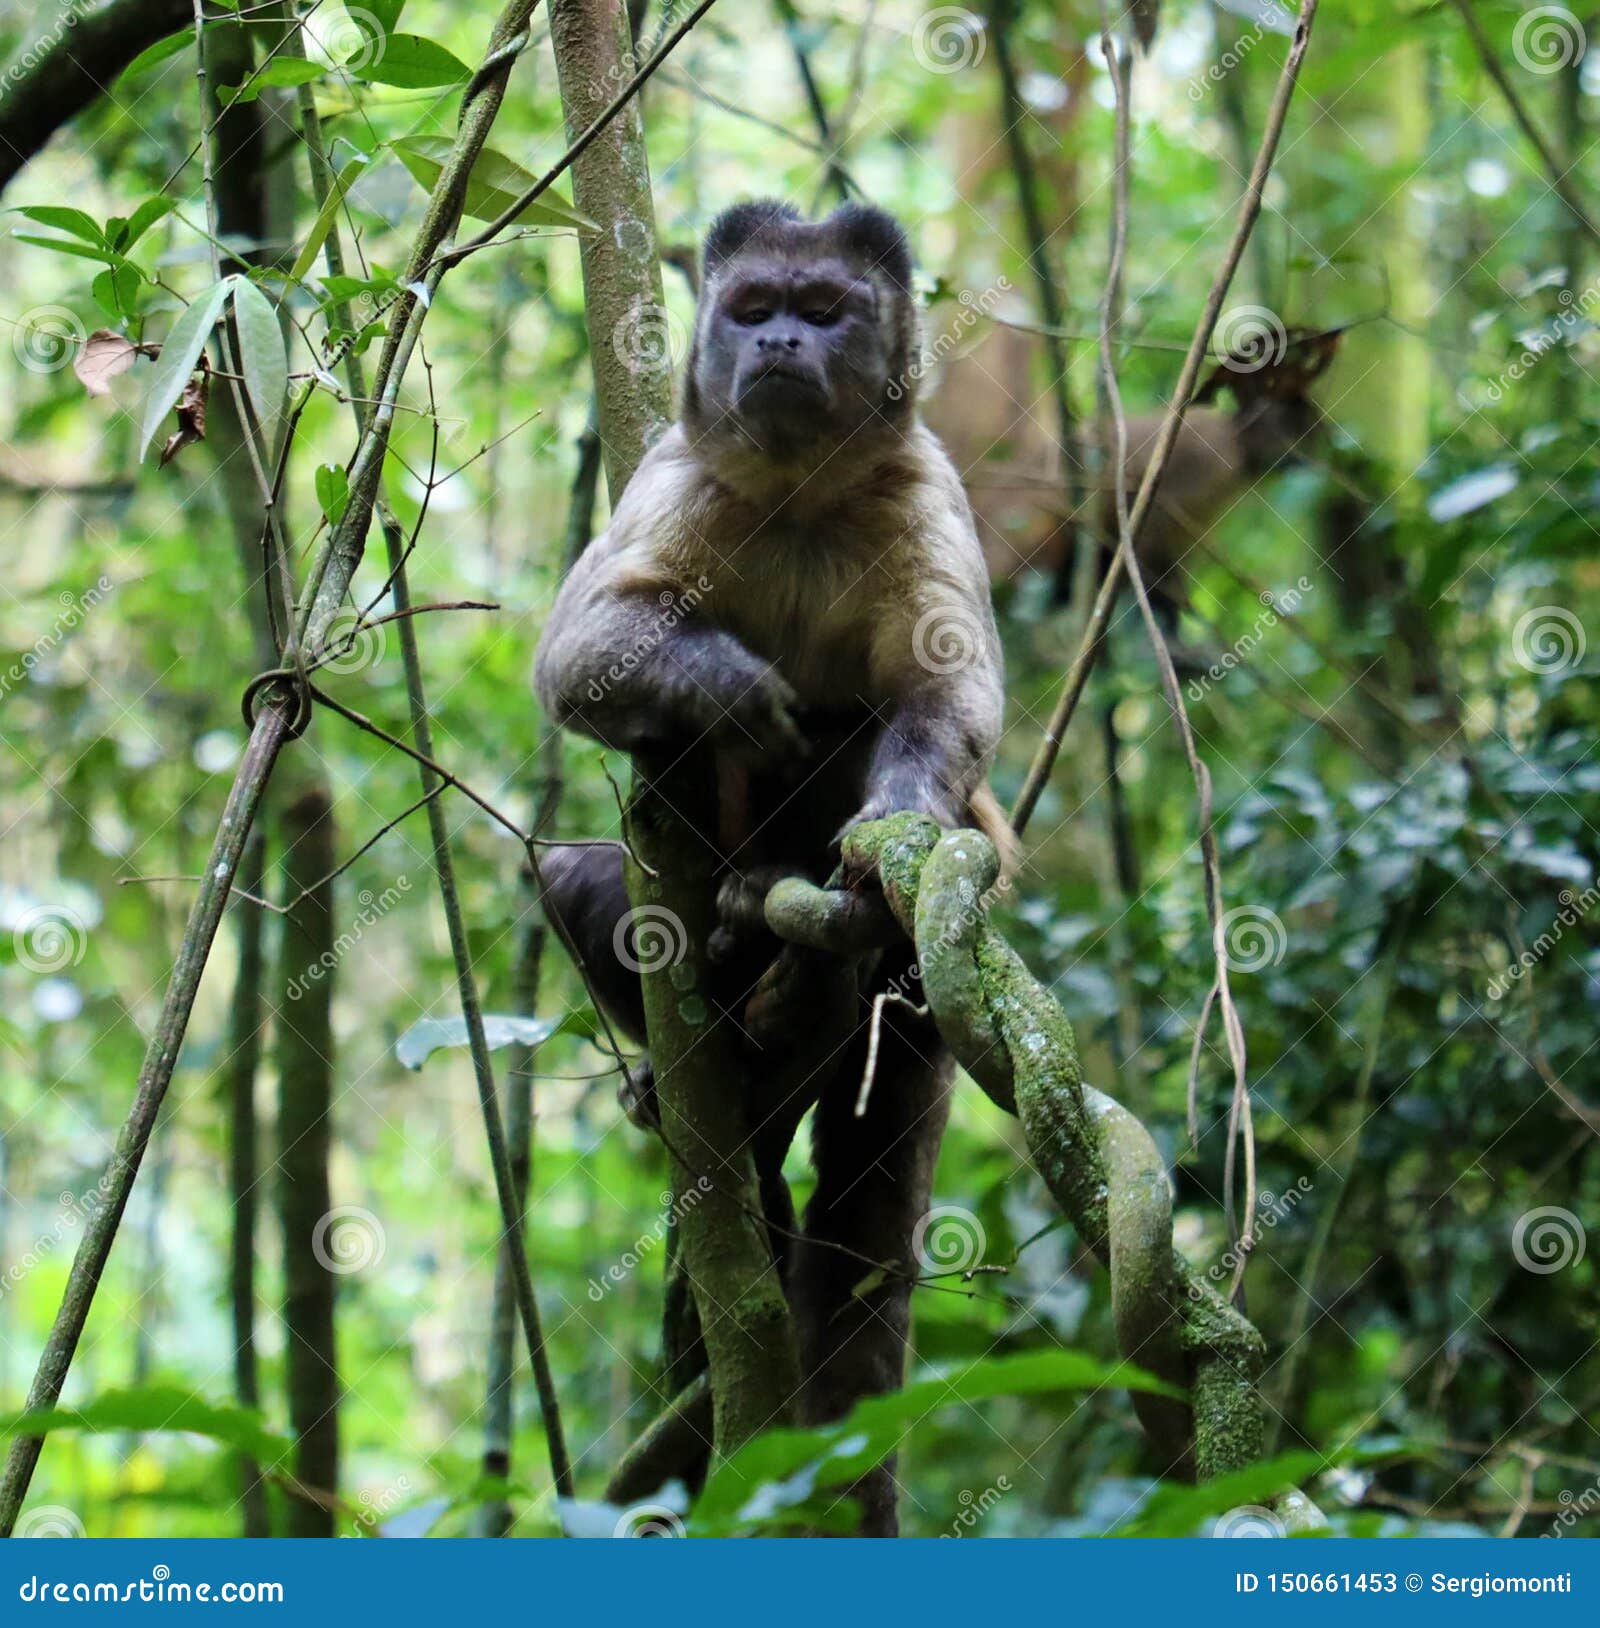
0, 0, 190, 196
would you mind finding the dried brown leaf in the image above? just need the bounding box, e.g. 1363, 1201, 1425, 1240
158, 368, 209, 467
73, 329, 137, 398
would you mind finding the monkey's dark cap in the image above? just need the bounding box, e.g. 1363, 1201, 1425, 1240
702, 199, 805, 274
702, 199, 914, 294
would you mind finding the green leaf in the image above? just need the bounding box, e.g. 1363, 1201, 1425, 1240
91, 266, 141, 323
693, 1350, 1184, 1533
229, 278, 289, 441
139, 280, 231, 460
119, 27, 195, 80
396, 1014, 556, 1071
12, 233, 130, 269
315, 463, 350, 526
358, 33, 470, 88
5, 206, 103, 244
289, 154, 371, 284
0, 1385, 293, 1472
393, 138, 594, 230
120, 196, 178, 250
222, 56, 325, 103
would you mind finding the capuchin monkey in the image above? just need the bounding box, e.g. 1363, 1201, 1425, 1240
535, 199, 1007, 1536
931, 325, 1334, 616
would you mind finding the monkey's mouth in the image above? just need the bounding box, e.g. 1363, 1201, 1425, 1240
737, 360, 829, 407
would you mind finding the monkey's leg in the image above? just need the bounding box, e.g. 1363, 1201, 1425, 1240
535, 840, 647, 1047
790, 981, 952, 1537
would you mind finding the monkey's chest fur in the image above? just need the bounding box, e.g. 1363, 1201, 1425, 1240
675, 499, 919, 709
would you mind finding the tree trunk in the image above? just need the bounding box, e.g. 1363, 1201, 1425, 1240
273, 785, 339, 1535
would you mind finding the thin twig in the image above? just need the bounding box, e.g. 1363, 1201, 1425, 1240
434, 0, 724, 272
1009, 0, 1322, 837
1093, 6, 1257, 1285
1450, 0, 1600, 249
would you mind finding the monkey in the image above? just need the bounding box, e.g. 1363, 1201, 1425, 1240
534, 199, 1008, 1535
925, 323, 1338, 616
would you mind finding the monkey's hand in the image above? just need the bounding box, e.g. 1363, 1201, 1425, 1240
707, 864, 800, 963
698, 660, 808, 761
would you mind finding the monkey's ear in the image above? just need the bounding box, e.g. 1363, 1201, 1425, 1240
827, 202, 913, 294
703, 199, 804, 276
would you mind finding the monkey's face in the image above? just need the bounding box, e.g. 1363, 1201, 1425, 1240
695, 261, 892, 451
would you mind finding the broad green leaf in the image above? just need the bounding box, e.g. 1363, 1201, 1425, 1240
139, 280, 231, 460
367, 0, 406, 31
222, 56, 324, 103
0, 1385, 292, 1471
315, 463, 350, 526
396, 1013, 556, 1071
119, 27, 195, 79
229, 278, 288, 440
5, 207, 103, 244
290, 154, 371, 283
357, 33, 470, 89
393, 138, 594, 231
693, 1350, 1183, 1532
91, 266, 141, 323
120, 196, 178, 250
13, 233, 130, 269
1111, 1451, 1326, 1537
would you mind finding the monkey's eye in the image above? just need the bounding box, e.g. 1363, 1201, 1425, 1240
802, 308, 840, 327
733, 307, 772, 327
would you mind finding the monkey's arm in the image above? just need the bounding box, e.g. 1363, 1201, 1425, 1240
852, 543, 1005, 833
533, 445, 804, 757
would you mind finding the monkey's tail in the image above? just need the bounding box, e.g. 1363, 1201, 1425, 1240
970, 784, 1020, 878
